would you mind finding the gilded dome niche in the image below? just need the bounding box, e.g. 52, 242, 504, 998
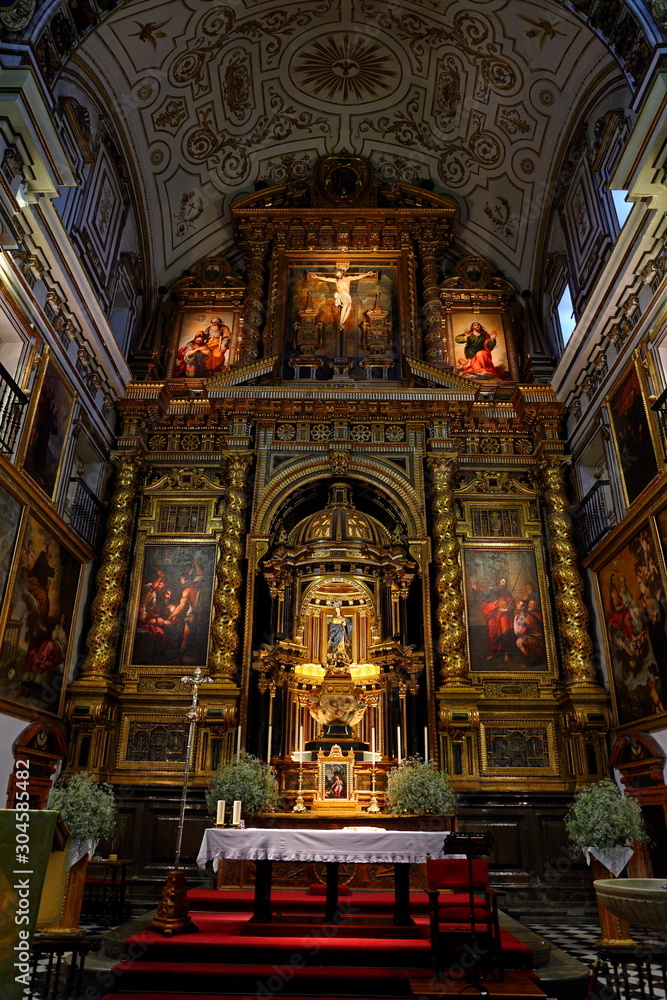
289, 483, 389, 549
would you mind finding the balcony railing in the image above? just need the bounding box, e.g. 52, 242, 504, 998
68, 478, 106, 551
570, 480, 615, 556
0, 359, 28, 456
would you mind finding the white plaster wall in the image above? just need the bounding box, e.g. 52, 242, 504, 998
0, 713, 28, 803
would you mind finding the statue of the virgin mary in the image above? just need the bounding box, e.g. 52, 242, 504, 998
327, 602, 352, 660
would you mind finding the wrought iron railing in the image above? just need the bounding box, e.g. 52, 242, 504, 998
68, 477, 106, 550
651, 385, 667, 460
0, 359, 28, 456
570, 480, 614, 556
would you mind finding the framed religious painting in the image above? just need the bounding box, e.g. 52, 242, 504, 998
440, 257, 519, 381
0, 480, 24, 623
462, 543, 557, 675
18, 351, 76, 501
123, 539, 216, 668
605, 352, 661, 507
269, 250, 418, 371
0, 510, 82, 717
594, 522, 667, 729
166, 256, 245, 379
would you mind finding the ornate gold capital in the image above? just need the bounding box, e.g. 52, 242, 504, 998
209, 453, 253, 678
79, 454, 142, 683
540, 458, 598, 687
427, 454, 470, 685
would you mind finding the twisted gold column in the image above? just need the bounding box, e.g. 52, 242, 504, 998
80, 454, 142, 681
240, 237, 268, 363
418, 233, 446, 366
541, 458, 597, 686
210, 453, 252, 678
428, 455, 470, 685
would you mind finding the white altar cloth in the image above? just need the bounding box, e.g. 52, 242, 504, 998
197, 827, 451, 870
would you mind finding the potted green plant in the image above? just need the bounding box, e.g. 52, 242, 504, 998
565, 778, 648, 945
46, 771, 118, 932
386, 757, 457, 817
206, 752, 279, 819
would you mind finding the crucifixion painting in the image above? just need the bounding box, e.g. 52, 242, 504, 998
307, 264, 378, 331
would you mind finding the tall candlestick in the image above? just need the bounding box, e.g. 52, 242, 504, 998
216, 800, 226, 826
267, 724, 273, 762
397, 726, 402, 764
371, 727, 376, 757
236, 726, 242, 762
232, 800, 242, 826
424, 726, 429, 763
299, 724, 304, 753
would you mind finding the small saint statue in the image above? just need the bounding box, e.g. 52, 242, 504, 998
327, 601, 352, 662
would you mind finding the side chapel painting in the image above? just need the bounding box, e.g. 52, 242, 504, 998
23, 360, 75, 498
607, 360, 658, 506
131, 543, 215, 666
464, 547, 549, 671
173, 310, 239, 377
597, 525, 667, 725
0, 483, 23, 613
287, 262, 398, 359
451, 312, 510, 382
0, 513, 81, 714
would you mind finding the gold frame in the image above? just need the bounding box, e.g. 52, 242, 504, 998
604, 349, 663, 509
0, 476, 26, 637
119, 535, 218, 670
479, 718, 559, 778
461, 539, 559, 679
591, 510, 667, 734
0, 504, 85, 720
115, 709, 202, 773
16, 347, 77, 504
316, 745, 356, 801
266, 250, 418, 359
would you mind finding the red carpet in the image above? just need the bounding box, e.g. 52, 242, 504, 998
102, 887, 535, 999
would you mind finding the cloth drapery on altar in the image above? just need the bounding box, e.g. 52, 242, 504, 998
197, 827, 452, 870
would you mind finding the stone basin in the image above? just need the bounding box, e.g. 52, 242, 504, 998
594, 879, 667, 931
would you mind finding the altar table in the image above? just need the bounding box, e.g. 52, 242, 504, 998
197, 827, 452, 925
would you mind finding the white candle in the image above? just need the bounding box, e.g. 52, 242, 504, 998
397, 726, 402, 764
267, 724, 273, 762
236, 726, 242, 762
299, 724, 304, 753
216, 800, 226, 826
371, 727, 376, 757
424, 726, 429, 763
232, 800, 242, 826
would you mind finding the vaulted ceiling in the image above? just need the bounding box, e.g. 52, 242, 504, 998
62, 0, 625, 289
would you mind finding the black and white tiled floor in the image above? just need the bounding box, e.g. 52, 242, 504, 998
523, 918, 667, 1000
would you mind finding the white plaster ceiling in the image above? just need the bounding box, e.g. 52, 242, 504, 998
67, 0, 618, 288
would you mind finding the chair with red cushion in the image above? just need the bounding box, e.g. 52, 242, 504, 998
426, 858, 502, 974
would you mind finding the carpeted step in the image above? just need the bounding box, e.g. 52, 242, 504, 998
110, 960, 416, 995
187, 887, 432, 915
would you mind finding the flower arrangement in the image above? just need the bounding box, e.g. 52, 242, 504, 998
565, 779, 647, 858
47, 771, 118, 842
386, 757, 457, 816
206, 752, 279, 818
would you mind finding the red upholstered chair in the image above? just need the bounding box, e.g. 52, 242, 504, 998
426, 858, 502, 973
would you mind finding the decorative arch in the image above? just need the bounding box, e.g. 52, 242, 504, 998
253, 455, 425, 538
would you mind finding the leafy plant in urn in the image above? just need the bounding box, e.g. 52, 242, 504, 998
565, 779, 647, 860
386, 757, 457, 816
206, 752, 279, 818
48, 770, 118, 843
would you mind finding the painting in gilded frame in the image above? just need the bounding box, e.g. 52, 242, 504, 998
173, 309, 239, 378
0, 482, 23, 616
0, 512, 81, 715
450, 312, 511, 382
607, 360, 659, 506
286, 262, 398, 360
463, 547, 550, 671
130, 542, 215, 666
596, 525, 667, 726
22, 359, 76, 499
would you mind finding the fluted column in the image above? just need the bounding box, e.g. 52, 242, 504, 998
210, 453, 252, 678
541, 457, 597, 686
240, 236, 269, 363
80, 454, 142, 681
418, 232, 445, 366
428, 455, 470, 685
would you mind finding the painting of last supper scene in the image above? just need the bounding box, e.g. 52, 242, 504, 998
464, 547, 549, 671
597, 525, 667, 726
451, 311, 511, 382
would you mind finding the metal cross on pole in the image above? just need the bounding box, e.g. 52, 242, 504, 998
149, 665, 212, 937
